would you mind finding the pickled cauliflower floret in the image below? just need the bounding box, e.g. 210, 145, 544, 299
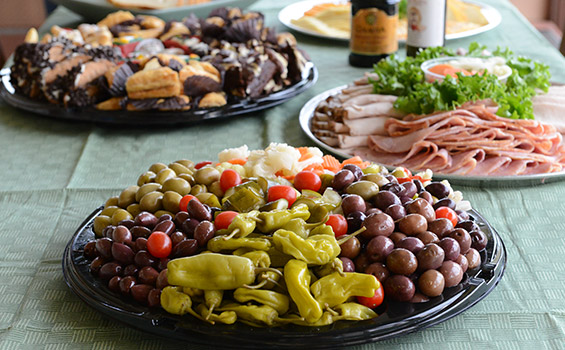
218, 145, 250, 163
243, 143, 323, 178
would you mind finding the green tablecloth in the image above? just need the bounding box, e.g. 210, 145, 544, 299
1, 0, 564, 348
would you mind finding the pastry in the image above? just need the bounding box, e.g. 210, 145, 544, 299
126, 66, 182, 99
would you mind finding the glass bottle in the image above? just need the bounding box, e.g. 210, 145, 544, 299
349, 0, 400, 68
406, 0, 447, 57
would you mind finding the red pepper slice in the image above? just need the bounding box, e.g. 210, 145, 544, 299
162, 39, 191, 55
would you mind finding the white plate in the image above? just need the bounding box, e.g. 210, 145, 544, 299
279, 0, 502, 42
299, 86, 565, 186
51, 0, 259, 22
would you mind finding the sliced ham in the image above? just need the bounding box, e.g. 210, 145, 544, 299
343, 116, 389, 136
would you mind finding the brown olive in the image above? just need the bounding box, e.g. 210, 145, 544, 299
366, 236, 394, 262
111, 242, 134, 265
418, 191, 433, 203
342, 164, 363, 181
385, 204, 406, 221
341, 195, 366, 216
174, 211, 190, 227
346, 211, 366, 233
331, 170, 355, 191
147, 288, 162, 308
89, 256, 105, 275
384, 275, 415, 302
455, 254, 469, 273
156, 269, 168, 289
134, 212, 158, 229
170, 231, 187, 246
396, 237, 424, 254
181, 218, 200, 237
471, 230, 488, 251
172, 239, 198, 258
439, 261, 464, 287
425, 182, 450, 199
194, 221, 216, 247
439, 237, 461, 261
405, 198, 436, 222
386, 248, 418, 275
84, 241, 98, 260
119, 276, 136, 295
364, 262, 390, 283
102, 225, 115, 239
135, 238, 148, 252
99, 262, 122, 280
354, 252, 371, 272
134, 250, 156, 267
138, 266, 159, 286
108, 276, 122, 293
456, 220, 479, 233
416, 243, 445, 271
410, 293, 430, 303
131, 284, 153, 304
427, 218, 454, 238
449, 228, 472, 254
434, 198, 456, 210
465, 248, 481, 269
456, 210, 470, 222
95, 238, 113, 260
401, 181, 417, 198
398, 214, 428, 235
418, 269, 445, 297
340, 257, 356, 273
153, 220, 175, 235
373, 190, 401, 211
416, 231, 440, 245
131, 226, 151, 239
118, 219, 135, 229
187, 199, 212, 222
111, 226, 132, 244
157, 258, 169, 271
123, 264, 138, 276
339, 235, 361, 259
362, 212, 394, 239
389, 232, 407, 245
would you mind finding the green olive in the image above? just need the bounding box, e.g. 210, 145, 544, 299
155, 168, 177, 185
127, 203, 142, 217
174, 159, 195, 169
118, 185, 139, 208
162, 177, 191, 196
93, 215, 112, 237
207, 180, 225, 198
168, 163, 193, 176
136, 183, 162, 202
361, 173, 390, 188
196, 192, 221, 208
194, 166, 220, 186
139, 191, 163, 212
162, 191, 183, 213
149, 162, 168, 174
112, 208, 133, 225
155, 210, 174, 218
137, 171, 156, 186
178, 173, 195, 186
345, 180, 379, 201
105, 196, 119, 208
100, 205, 120, 217
190, 184, 207, 196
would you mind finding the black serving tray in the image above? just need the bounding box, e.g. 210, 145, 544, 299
62, 207, 506, 349
0, 63, 317, 126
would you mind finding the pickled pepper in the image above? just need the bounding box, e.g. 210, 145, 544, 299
233, 288, 290, 315
283, 259, 323, 324
217, 303, 279, 326
219, 210, 259, 240
310, 272, 380, 308
273, 229, 341, 265
255, 204, 310, 233
207, 236, 271, 252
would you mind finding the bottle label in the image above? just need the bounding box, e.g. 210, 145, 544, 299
406, 0, 446, 48
350, 8, 398, 55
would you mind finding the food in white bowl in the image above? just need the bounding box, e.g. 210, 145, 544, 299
421, 56, 512, 83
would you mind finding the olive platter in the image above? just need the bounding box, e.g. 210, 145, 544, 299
63, 155, 506, 348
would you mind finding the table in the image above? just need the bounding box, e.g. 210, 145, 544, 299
1, 1, 564, 349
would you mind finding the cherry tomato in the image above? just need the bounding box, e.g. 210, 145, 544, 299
214, 211, 239, 230
326, 214, 348, 238
294, 171, 322, 192
268, 185, 297, 206
179, 195, 197, 212
220, 169, 242, 192
435, 206, 458, 227
194, 161, 213, 170
146, 231, 172, 258
357, 283, 384, 309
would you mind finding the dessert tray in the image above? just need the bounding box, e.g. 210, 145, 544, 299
0, 64, 317, 125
